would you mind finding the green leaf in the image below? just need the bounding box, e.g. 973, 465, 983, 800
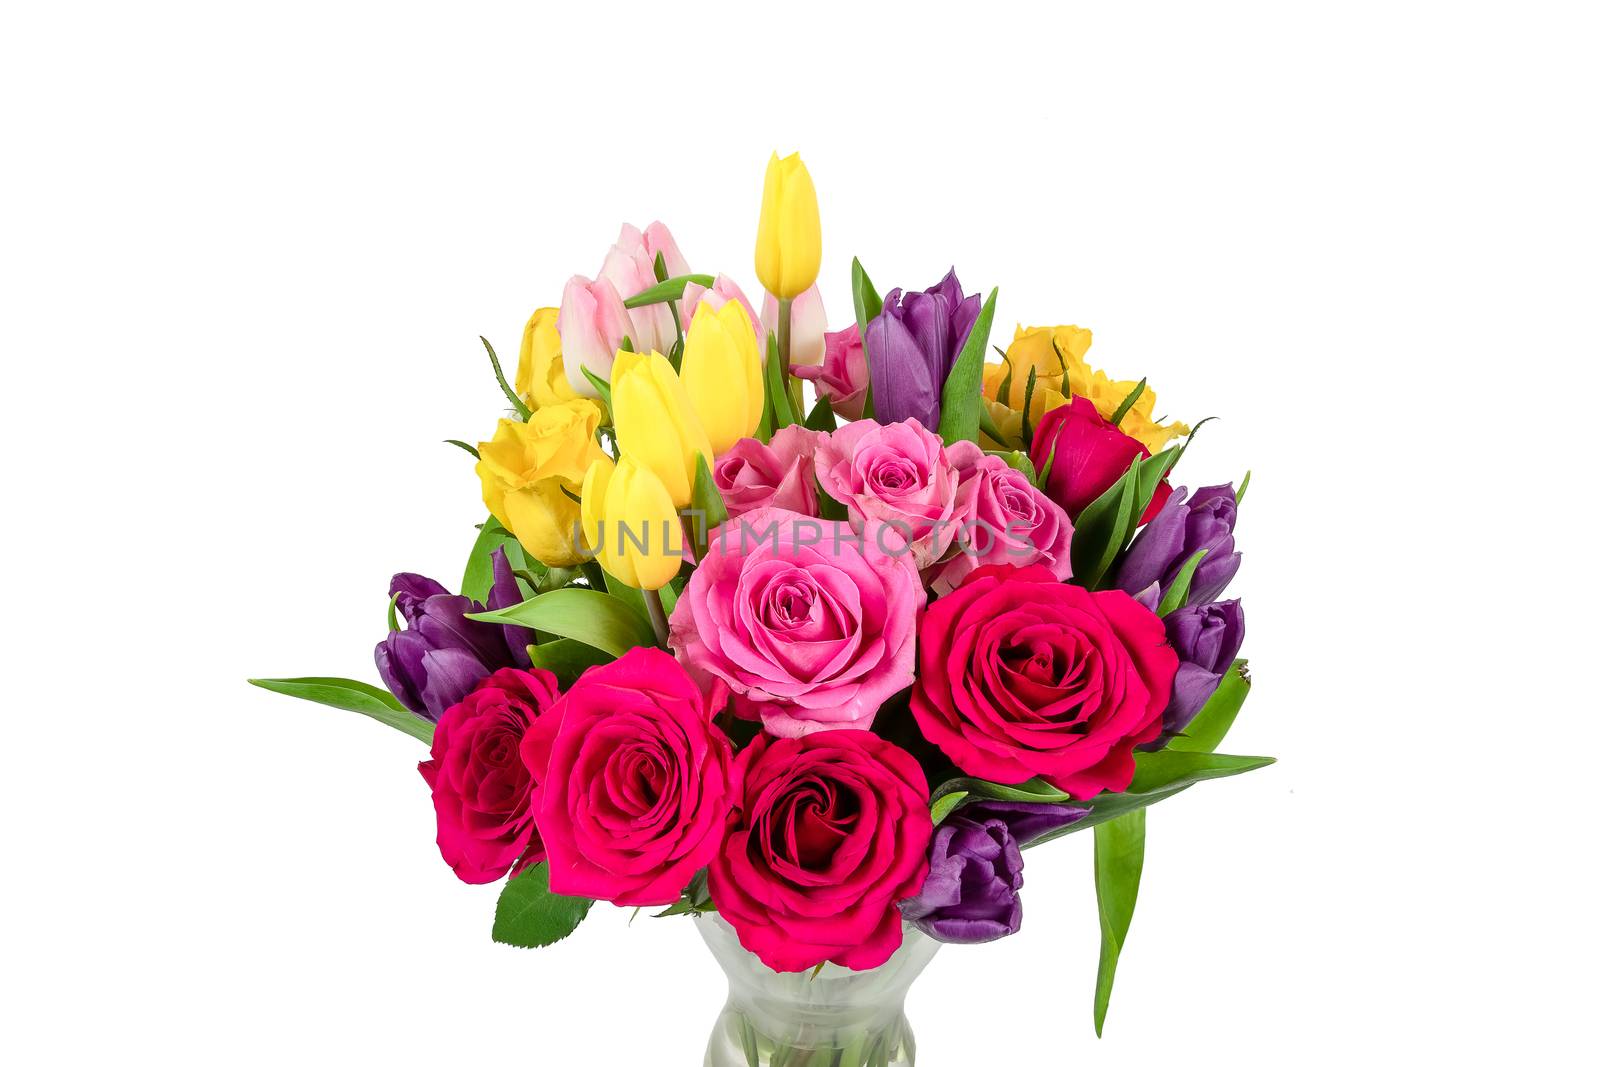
1168, 659, 1251, 755
622, 273, 717, 309
931, 775, 1074, 806
852, 258, 883, 421
581, 366, 613, 412
1155, 549, 1208, 617
1235, 469, 1252, 506
764, 331, 796, 432
1019, 365, 1038, 446
978, 403, 1009, 447
936, 287, 998, 445
386, 591, 401, 632
690, 454, 729, 556
1070, 461, 1140, 589
526, 638, 614, 687
1093, 810, 1145, 1036
247, 677, 432, 744
804, 395, 838, 432
1108, 378, 1148, 427
492, 862, 594, 949
995, 347, 1015, 408
930, 790, 969, 825
443, 438, 480, 459
468, 587, 654, 658
987, 450, 1037, 482
481, 336, 531, 420
461, 516, 513, 601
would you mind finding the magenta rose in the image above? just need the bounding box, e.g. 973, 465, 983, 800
418, 666, 560, 884
927, 452, 1074, 595
518, 647, 734, 906
713, 425, 820, 519
794, 323, 868, 419
708, 731, 932, 972
911, 565, 1177, 798
813, 418, 980, 568
668, 506, 924, 737
1029, 395, 1172, 522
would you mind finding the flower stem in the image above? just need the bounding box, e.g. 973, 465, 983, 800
642, 587, 670, 647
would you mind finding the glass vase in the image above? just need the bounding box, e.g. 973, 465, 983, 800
696, 913, 941, 1067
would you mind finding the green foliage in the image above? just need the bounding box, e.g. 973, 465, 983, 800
1168, 659, 1252, 755
936, 287, 998, 445
764, 332, 797, 433
526, 638, 613, 687
468, 587, 655, 658
492, 863, 594, 948
622, 273, 717, 309
1070, 447, 1182, 589
481, 336, 531, 420
1155, 549, 1209, 617
1093, 811, 1146, 1036
690, 454, 729, 557
247, 677, 432, 745
804, 396, 838, 432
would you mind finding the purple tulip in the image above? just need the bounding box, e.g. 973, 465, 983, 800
1155, 598, 1246, 743
1117, 484, 1242, 606
902, 800, 1086, 944
374, 549, 532, 723
865, 268, 982, 428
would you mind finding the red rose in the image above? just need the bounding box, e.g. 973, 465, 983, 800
418, 667, 560, 884
520, 648, 734, 906
1029, 395, 1172, 521
708, 731, 932, 972
910, 565, 1177, 798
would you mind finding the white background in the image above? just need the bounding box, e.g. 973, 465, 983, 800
4, 2, 1596, 1063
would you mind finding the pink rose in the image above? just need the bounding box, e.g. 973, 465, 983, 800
667, 506, 924, 737
418, 667, 561, 884
794, 324, 868, 419
713, 425, 820, 519
813, 418, 980, 568
520, 648, 733, 906
926, 453, 1074, 594
682, 273, 765, 347
708, 731, 932, 972
911, 565, 1177, 798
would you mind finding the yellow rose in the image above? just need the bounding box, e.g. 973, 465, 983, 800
514, 307, 579, 411
475, 400, 604, 566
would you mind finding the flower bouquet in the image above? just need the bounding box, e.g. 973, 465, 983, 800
252, 152, 1270, 1066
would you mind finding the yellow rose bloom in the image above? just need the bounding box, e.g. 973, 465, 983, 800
514, 307, 579, 411
754, 151, 822, 300
611, 350, 714, 508
476, 400, 604, 566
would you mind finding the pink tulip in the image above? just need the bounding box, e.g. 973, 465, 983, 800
557, 274, 632, 397
682, 273, 765, 346
599, 222, 690, 355
762, 283, 827, 367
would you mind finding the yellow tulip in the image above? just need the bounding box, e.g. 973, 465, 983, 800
680, 300, 763, 454
514, 307, 579, 411
476, 400, 604, 566
611, 350, 713, 508
580, 454, 683, 591
754, 151, 822, 300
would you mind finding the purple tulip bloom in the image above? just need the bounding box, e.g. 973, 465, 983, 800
902, 800, 1086, 944
1155, 598, 1246, 742
374, 548, 532, 723
1117, 484, 1242, 606
866, 268, 982, 429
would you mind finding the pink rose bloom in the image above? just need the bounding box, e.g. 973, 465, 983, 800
708, 731, 932, 972
418, 667, 561, 884
599, 221, 691, 355
713, 425, 820, 519
814, 418, 981, 569
682, 273, 765, 347
519, 648, 733, 906
762, 284, 827, 367
668, 506, 924, 737
926, 453, 1074, 594
794, 324, 868, 419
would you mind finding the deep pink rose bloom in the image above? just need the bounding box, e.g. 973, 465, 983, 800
519, 648, 734, 906
708, 731, 932, 972
1029, 395, 1172, 522
713, 425, 820, 519
418, 667, 560, 884
668, 506, 924, 737
927, 452, 1074, 595
910, 565, 1177, 798
794, 324, 868, 419
813, 418, 980, 568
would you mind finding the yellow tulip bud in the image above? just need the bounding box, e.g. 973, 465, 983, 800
476, 400, 604, 566
611, 350, 713, 508
580, 454, 683, 591
515, 307, 579, 411
680, 300, 763, 454
754, 151, 822, 300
